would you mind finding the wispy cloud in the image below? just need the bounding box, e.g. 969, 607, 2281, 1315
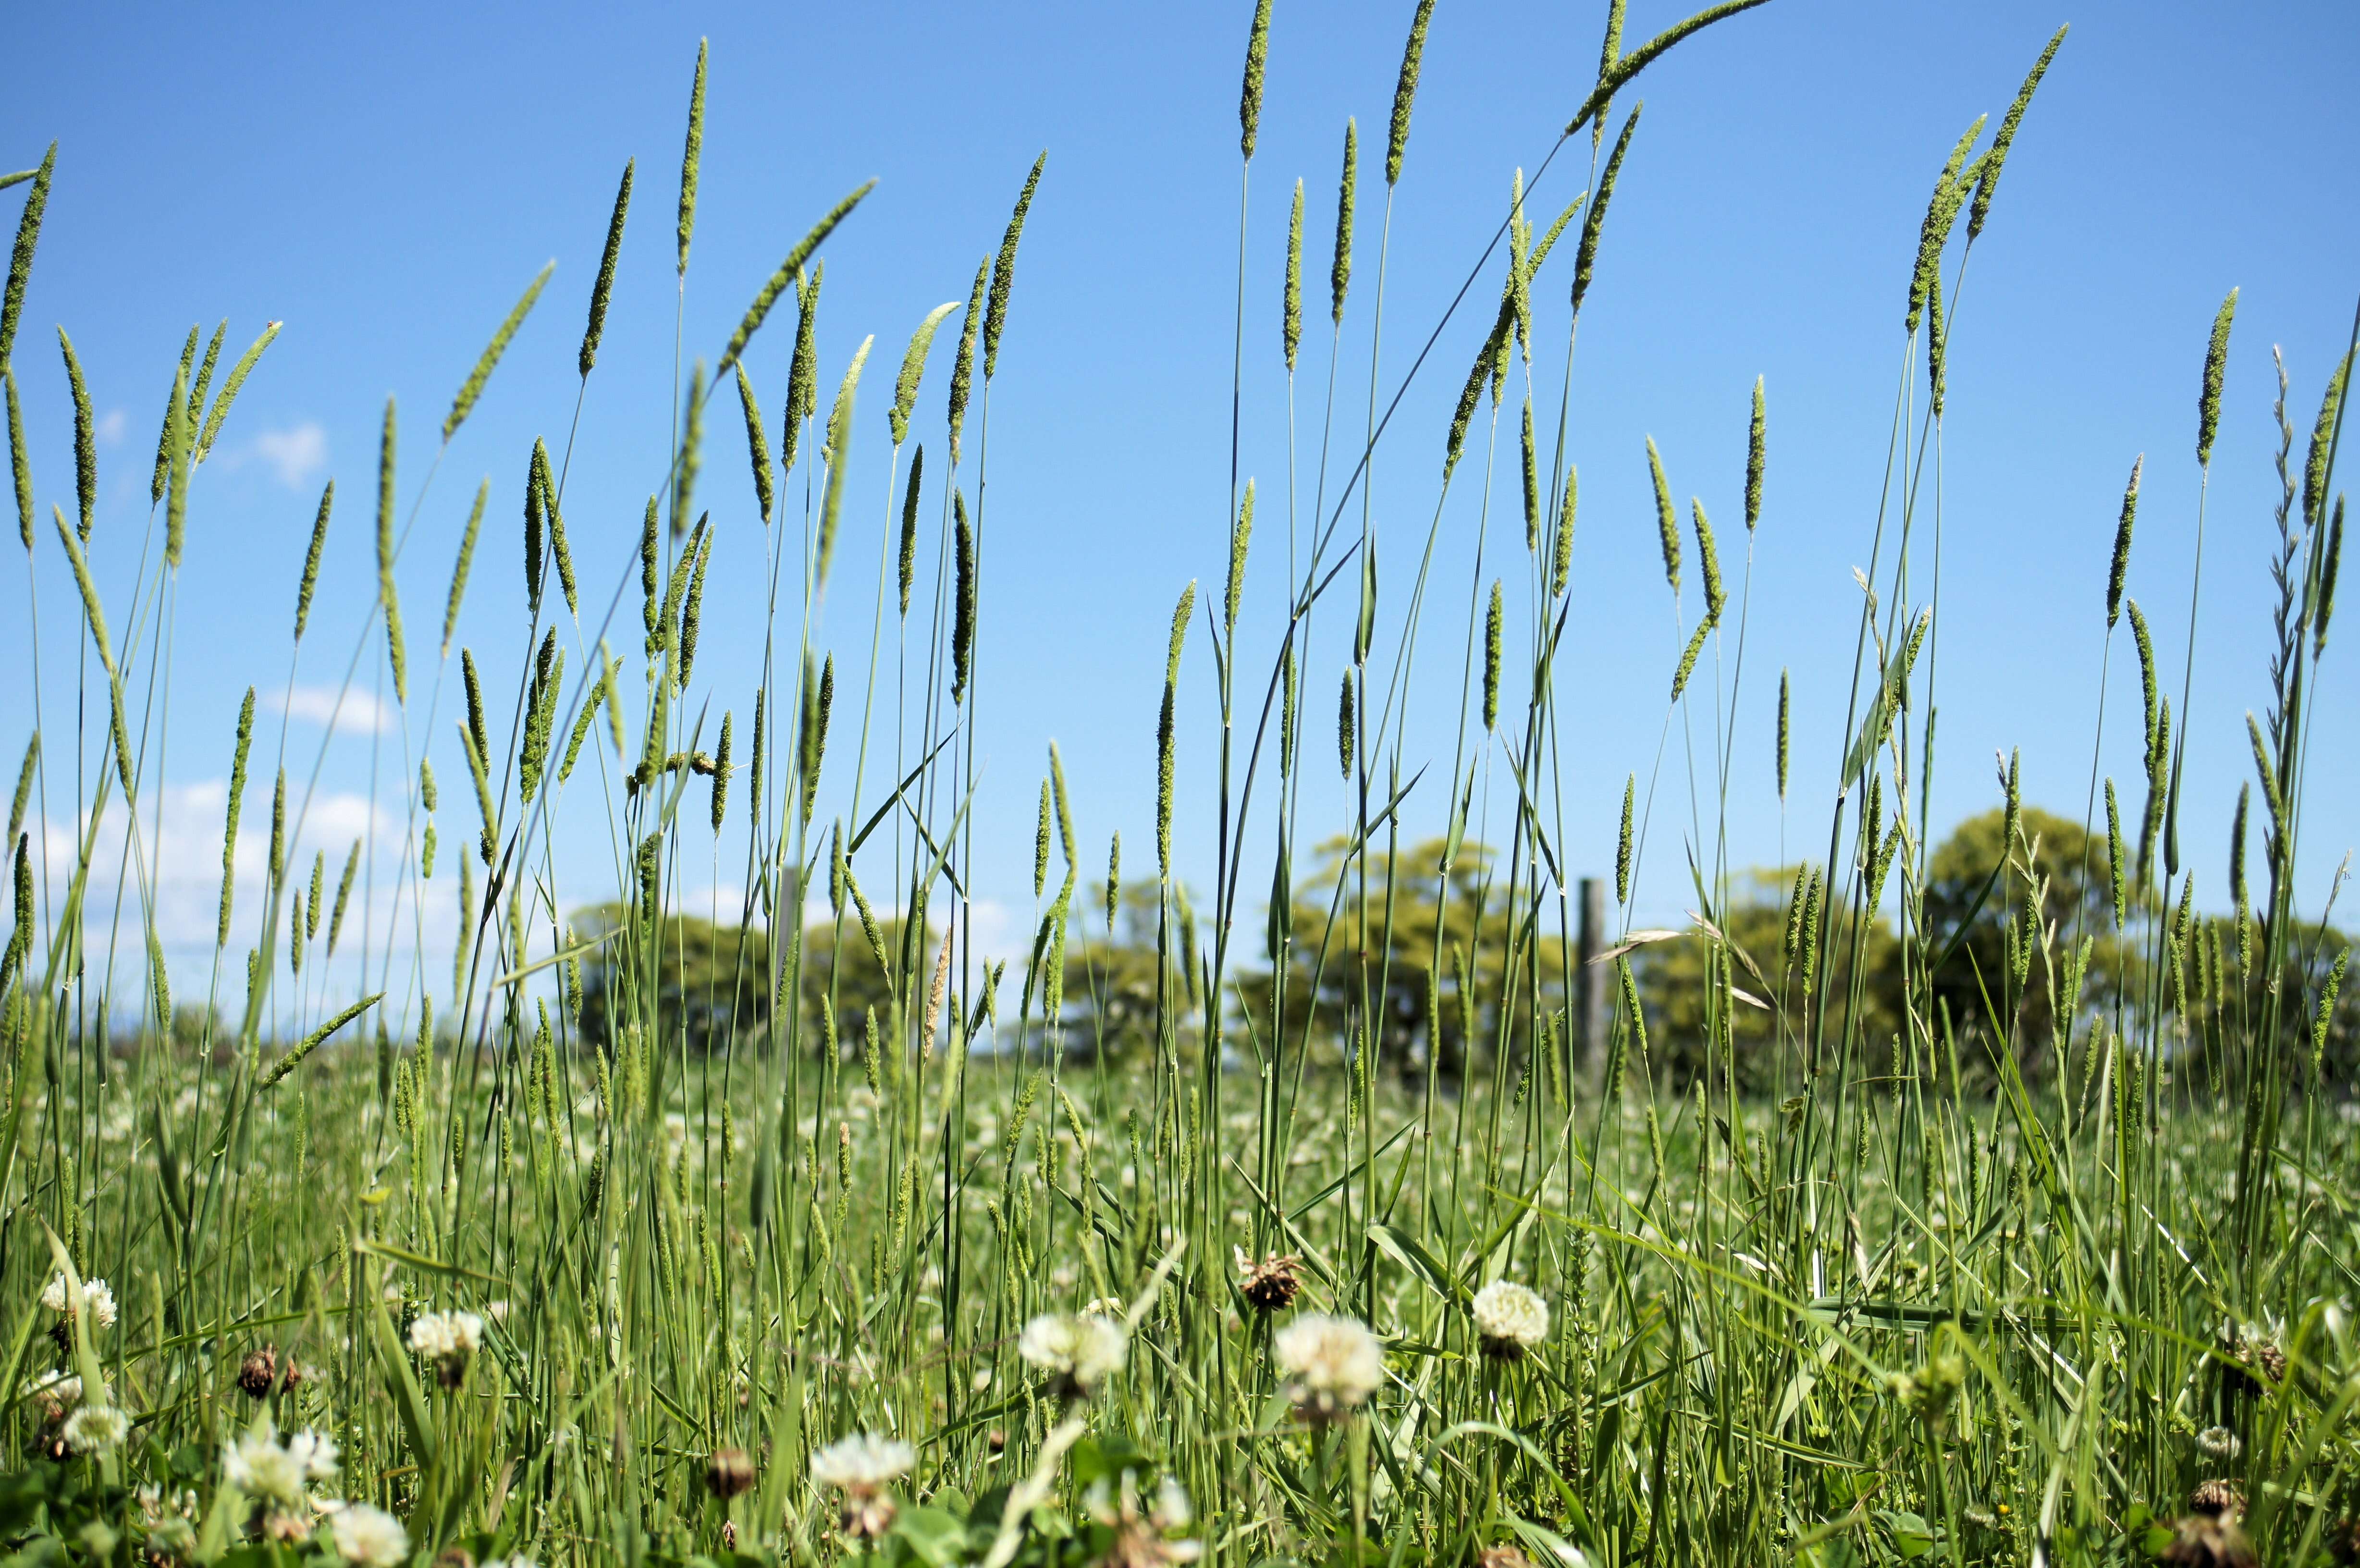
95, 408, 127, 445
248, 422, 329, 490
276, 684, 396, 735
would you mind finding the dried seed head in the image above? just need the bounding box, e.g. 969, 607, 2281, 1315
2158, 1514, 2257, 1568
1235, 1249, 1303, 1313
237, 1346, 279, 1399
705, 1447, 755, 1500
2188, 1480, 2243, 1521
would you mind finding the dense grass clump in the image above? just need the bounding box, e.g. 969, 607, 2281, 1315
0, 6, 2356, 1568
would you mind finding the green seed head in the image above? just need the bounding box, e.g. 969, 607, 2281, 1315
735, 362, 774, 525
0, 143, 55, 369
1746, 376, 1766, 531
1240, 0, 1273, 160
1616, 773, 1635, 903
948, 257, 988, 465
441, 478, 484, 656
582, 159, 633, 377
1553, 463, 1576, 597
983, 154, 1045, 382
2199, 286, 2236, 466
891, 300, 960, 447
1283, 180, 1303, 371
1646, 436, 1680, 597
1571, 108, 1640, 320
899, 444, 924, 617
1332, 119, 1357, 325
1967, 26, 2065, 244
1226, 480, 1254, 635
784, 262, 825, 476
952, 489, 976, 702
677, 40, 707, 277
445, 262, 551, 442
2106, 455, 2140, 629
1385, 0, 1437, 187
1336, 668, 1355, 779
1482, 580, 1503, 731
57, 329, 96, 539
1776, 669, 1790, 801
2302, 351, 2349, 532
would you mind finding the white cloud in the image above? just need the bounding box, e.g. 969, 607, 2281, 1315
249, 421, 329, 490
276, 684, 396, 735
95, 408, 127, 445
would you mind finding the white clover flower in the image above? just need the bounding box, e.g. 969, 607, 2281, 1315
223, 1426, 310, 1506
1017, 1312, 1126, 1397
1272, 1314, 1385, 1422
1471, 1280, 1549, 1357
40, 1274, 117, 1329
809, 1433, 916, 1496
62, 1405, 130, 1454
286, 1428, 342, 1481
24, 1369, 83, 1414
407, 1310, 485, 1386
329, 1503, 409, 1568
406, 1310, 484, 1361
2196, 1425, 2241, 1461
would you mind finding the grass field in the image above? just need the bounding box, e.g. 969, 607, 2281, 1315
1, 3, 2356, 1567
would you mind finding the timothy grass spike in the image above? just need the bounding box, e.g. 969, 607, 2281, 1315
581, 159, 633, 377
717, 182, 875, 377
735, 363, 774, 525
1385, 0, 1437, 187
1646, 436, 1680, 596
1746, 375, 1765, 530
951, 490, 976, 701
1332, 119, 1357, 325
891, 301, 961, 447
1284, 180, 1303, 371
983, 155, 1045, 381
899, 445, 924, 617
1966, 25, 2066, 243
196, 320, 282, 462
1617, 773, 1635, 902
57, 329, 96, 539
218, 688, 255, 947
1240, 0, 1273, 161
377, 399, 406, 703
677, 39, 706, 278
783, 263, 824, 475
2199, 286, 2236, 467
1553, 462, 1576, 596
1483, 580, 1502, 730
2106, 455, 2140, 629
445, 263, 552, 442
0, 142, 56, 367
1571, 109, 1641, 320
816, 337, 871, 592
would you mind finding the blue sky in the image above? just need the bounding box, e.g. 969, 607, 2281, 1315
3, 0, 2355, 996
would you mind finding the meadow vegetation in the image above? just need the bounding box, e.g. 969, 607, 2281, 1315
0, 3, 2355, 1566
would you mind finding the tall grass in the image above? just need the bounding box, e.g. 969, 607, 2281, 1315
1, 7, 2356, 1568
